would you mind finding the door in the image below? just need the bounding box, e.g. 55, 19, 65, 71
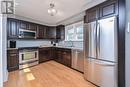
7, 18, 19, 39
39, 48, 51, 63
72, 49, 84, 72
84, 21, 97, 79
97, 17, 117, 62
56, 25, 65, 40
86, 58, 117, 87
86, 21, 97, 58
19, 21, 29, 29
37, 25, 46, 39
46, 26, 56, 39
85, 6, 99, 23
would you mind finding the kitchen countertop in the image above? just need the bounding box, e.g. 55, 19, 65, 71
39, 45, 83, 50
7, 48, 19, 50
7, 46, 83, 51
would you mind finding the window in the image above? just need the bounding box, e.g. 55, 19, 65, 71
65, 21, 83, 41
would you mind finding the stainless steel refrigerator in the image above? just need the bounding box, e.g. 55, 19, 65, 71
84, 16, 118, 87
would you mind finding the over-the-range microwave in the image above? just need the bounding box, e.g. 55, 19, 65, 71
19, 29, 36, 39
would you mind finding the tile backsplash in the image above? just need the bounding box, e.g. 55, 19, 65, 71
15, 40, 51, 48
8, 40, 83, 48
58, 41, 83, 48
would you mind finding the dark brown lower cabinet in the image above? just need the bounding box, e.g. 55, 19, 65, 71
39, 48, 53, 63
7, 47, 72, 72
62, 50, 71, 67
55, 48, 71, 67
7, 49, 19, 72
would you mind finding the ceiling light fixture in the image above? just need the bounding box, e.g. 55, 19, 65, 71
48, 3, 57, 16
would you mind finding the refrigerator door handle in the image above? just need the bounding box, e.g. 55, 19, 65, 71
97, 21, 100, 58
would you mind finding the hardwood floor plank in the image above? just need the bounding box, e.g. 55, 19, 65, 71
4, 61, 96, 87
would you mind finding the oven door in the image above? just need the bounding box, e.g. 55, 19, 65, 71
19, 51, 38, 64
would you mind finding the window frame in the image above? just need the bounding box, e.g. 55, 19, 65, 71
65, 21, 83, 41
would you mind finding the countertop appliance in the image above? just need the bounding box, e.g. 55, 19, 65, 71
84, 16, 117, 87
19, 29, 36, 39
19, 48, 38, 69
72, 49, 84, 72
8, 40, 16, 48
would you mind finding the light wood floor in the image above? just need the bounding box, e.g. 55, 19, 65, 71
4, 61, 96, 87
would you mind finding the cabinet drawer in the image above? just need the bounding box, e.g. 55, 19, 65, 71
7, 49, 18, 54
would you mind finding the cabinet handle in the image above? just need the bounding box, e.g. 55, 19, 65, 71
10, 54, 17, 56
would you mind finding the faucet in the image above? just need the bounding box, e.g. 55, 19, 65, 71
68, 40, 74, 47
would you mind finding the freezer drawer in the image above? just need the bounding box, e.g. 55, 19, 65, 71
84, 58, 117, 87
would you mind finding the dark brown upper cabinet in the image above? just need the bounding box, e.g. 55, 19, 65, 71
37, 25, 46, 39
46, 26, 56, 39
28, 22, 37, 31
85, 6, 99, 23
19, 20, 29, 29
19, 21, 37, 31
7, 18, 65, 40
7, 18, 19, 39
99, 0, 118, 18
56, 25, 65, 40
85, 0, 118, 23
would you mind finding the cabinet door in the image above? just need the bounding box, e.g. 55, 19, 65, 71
7, 19, 19, 39
29, 23, 37, 31
56, 25, 65, 40
50, 47, 56, 59
39, 48, 52, 63
46, 26, 56, 39
99, 0, 118, 18
55, 49, 62, 63
37, 25, 46, 39
7, 18, 19, 39
7, 53, 19, 72
86, 6, 99, 23
63, 50, 71, 67
19, 21, 29, 29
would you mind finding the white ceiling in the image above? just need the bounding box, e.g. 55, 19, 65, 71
15, 0, 92, 25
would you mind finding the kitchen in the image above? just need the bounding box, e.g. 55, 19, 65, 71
0, 0, 126, 87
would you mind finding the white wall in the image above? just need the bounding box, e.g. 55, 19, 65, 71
0, 0, 3, 86
0, 15, 3, 87
0, 2, 8, 87
2, 14, 8, 82
0, 14, 8, 83
126, 0, 130, 87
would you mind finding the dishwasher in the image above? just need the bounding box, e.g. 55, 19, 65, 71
72, 49, 84, 72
